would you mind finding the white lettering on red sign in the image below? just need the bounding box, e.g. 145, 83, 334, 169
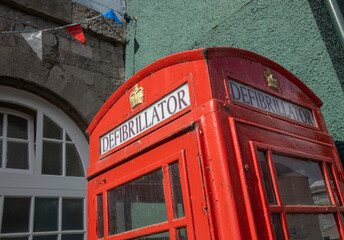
229, 79, 315, 126
100, 83, 190, 155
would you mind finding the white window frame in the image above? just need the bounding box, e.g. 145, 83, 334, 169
0, 108, 35, 174
0, 86, 89, 240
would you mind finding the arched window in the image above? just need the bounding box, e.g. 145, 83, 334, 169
0, 86, 89, 240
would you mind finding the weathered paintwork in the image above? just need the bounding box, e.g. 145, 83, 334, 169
87, 48, 344, 239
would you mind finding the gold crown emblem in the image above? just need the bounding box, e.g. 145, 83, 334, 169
129, 84, 144, 109
264, 68, 279, 91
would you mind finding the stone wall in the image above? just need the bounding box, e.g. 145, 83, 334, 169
0, 0, 126, 131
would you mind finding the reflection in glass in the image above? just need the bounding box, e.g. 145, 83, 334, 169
1, 197, 31, 233
258, 151, 277, 205
66, 143, 84, 177
271, 214, 284, 240
34, 198, 58, 232
97, 194, 104, 239
61, 234, 84, 240
286, 214, 340, 240
327, 164, 342, 206
6, 141, 28, 169
273, 154, 331, 205
7, 114, 28, 139
130, 231, 170, 240
170, 162, 185, 218
62, 198, 84, 230
42, 141, 62, 175
0, 113, 3, 136
0, 139, 2, 168
177, 227, 188, 240
43, 115, 62, 140
33, 235, 57, 240
107, 169, 167, 235
1, 237, 28, 240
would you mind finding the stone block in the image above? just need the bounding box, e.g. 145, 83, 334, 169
99, 39, 118, 53
99, 62, 116, 77
94, 73, 115, 101
84, 34, 99, 48
43, 32, 57, 47
76, 56, 99, 72
0, 46, 13, 76
0, 34, 16, 48
45, 65, 71, 94
21, 11, 46, 30
43, 45, 59, 63
57, 35, 70, 52
3, 0, 72, 23
71, 40, 93, 58
11, 51, 32, 79
58, 50, 77, 66
62, 64, 94, 86
27, 60, 52, 86
0, 17, 12, 32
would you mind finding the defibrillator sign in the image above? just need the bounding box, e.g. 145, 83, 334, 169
100, 83, 190, 155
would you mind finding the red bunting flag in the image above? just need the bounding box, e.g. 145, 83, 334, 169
65, 24, 86, 46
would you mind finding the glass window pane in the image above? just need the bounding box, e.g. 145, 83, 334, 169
34, 198, 58, 232
1, 197, 31, 233
327, 164, 342, 206
177, 227, 188, 240
0, 113, 3, 136
1, 237, 28, 240
286, 214, 340, 240
0, 139, 2, 168
43, 115, 62, 140
107, 169, 167, 235
129, 231, 170, 240
42, 141, 62, 175
170, 162, 185, 218
7, 114, 28, 139
271, 214, 284, 240
33, 236, 57, 240
66, 133, 72, 142
97, 194, 104, 239
66, 143, 84, 177
272, 154, 331, 205
6, 141, 28, 169
61, 234, 84, 240
258, 151, 277, 205
62, 198, 84, 230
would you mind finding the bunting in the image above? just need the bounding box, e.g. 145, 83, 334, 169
66, 24, 86, 46
20, 31, 43, 60
0, 9, 133, 60
102, 10, 125, 28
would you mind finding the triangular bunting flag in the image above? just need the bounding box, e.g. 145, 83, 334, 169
20, 31, 43, 60
65, 24, 86, 46
103, 10, 125, 28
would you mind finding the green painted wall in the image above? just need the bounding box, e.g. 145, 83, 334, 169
125, 0, 344, 161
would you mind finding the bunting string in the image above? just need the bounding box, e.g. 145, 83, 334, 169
0, 9, 130, 34
0, 9, 135, 59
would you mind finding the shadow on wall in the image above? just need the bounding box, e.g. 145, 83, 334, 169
308, 0, 344, 92
335, 141, 344, 166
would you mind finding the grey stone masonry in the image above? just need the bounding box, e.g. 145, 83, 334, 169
0, 0, 126, 132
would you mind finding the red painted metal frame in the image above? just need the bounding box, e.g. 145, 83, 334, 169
88, 130, 209, 240
245, 133, 344, 239
87, 47, 344, 240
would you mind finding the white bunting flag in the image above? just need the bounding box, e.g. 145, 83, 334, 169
20, 31, 43, 60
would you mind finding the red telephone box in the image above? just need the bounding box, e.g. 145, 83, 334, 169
86, 47, 344, 240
